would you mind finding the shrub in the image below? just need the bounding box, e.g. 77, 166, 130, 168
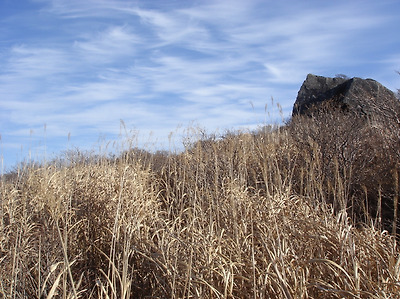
288, 100, 400, 234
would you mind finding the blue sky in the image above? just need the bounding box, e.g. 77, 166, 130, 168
0, 0, 399, 170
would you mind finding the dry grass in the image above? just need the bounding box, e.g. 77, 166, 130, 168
1, 119, 400, 298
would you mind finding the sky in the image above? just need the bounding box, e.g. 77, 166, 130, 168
0, 0, 399, 170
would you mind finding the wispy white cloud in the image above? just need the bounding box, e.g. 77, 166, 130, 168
37, 0, 130, 18
73, 25, 142, 63
4, 45, 71, 77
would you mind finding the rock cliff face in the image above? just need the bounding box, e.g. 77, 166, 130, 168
292, 74, 400, 117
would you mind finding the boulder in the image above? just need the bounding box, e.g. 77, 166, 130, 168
292, 74, 400, 118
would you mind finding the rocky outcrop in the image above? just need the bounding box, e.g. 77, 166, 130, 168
292, 74, 400, 118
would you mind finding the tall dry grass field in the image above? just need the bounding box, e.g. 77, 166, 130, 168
1, 120, 400, 298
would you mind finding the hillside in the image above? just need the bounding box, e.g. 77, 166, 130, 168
1, 105, 400, 297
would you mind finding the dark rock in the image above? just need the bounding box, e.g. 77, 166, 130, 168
292, 74, 400, 117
